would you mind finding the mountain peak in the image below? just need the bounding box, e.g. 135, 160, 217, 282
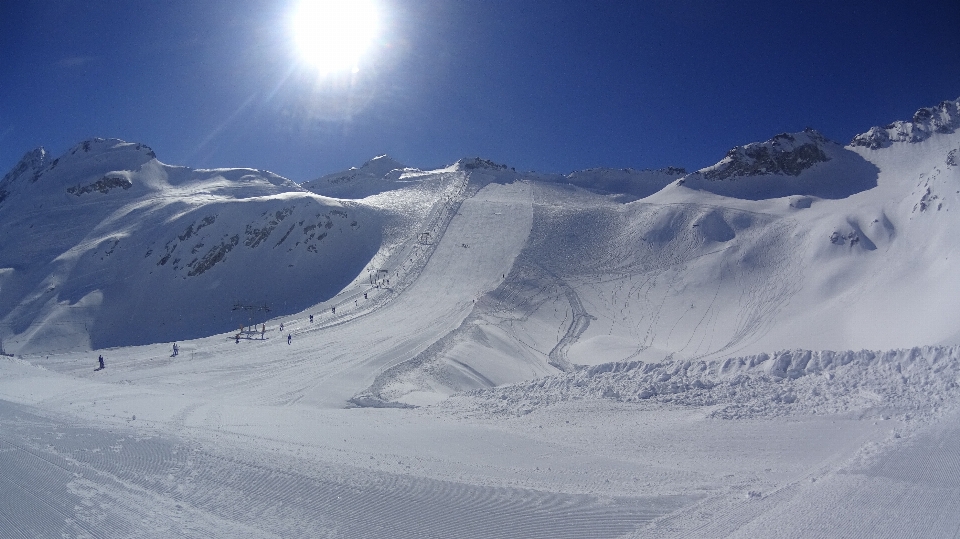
59, 138, 157, 162
454, 157, 511, 172
699, 128, 833, 181
676, 128, 878, 200
562, 166, 687, 199
0, 147, 49, 204
1, 147, 48, 185
302, 155, 412, 198
355, 154, 406, 177
851, 97, 960, 149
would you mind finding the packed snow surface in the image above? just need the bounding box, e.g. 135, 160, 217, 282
1, 97, 959, 537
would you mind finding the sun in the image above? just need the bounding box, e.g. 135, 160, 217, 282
291, 0, 380, 74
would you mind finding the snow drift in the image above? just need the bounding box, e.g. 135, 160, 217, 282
446, 345, 960, 419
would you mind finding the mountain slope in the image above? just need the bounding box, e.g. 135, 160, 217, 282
0, 139, 387, 353
2, 98, 959, 399
361, 97, 960, 405
1, 97, 960, 539
677, 128, 879, 200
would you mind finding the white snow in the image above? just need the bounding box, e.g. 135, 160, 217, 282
1, 98, 960, 537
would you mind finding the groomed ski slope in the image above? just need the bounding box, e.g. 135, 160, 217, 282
5, 345, 958, 538
1, 98, 960, 537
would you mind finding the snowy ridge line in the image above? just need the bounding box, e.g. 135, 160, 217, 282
698, 129, 831, 180
851, 97, 960, 149
444, 345, 960, 419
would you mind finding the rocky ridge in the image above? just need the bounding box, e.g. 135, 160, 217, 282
0, 147, 49, 203
699, 128, 832, 181
851, 97, 960, 149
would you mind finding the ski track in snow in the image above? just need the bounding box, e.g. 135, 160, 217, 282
0, 400, 694, 538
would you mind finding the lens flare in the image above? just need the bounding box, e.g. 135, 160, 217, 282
291, 0, 380, 74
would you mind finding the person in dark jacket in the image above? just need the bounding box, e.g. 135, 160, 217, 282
98, 355, 104, 370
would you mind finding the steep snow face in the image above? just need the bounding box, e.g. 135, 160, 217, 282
678, 129, 879, 200
301, 155, 414, 199
851, 97, 960, 149
0, 139, 387, 353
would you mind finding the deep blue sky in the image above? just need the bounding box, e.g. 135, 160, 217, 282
2, 0, 959, 181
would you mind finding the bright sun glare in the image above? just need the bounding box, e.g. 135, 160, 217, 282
292, 0, 380, 74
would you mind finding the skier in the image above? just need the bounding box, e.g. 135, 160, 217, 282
332, 306, 336, 314
261, 324, 266, 340
280, 323, 284, 332
172, 342, 179, 356
97, 355, 104, 370
309, 314, 314, 323
287, 334, 292, 345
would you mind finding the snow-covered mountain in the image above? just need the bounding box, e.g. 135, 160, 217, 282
2, 97, 959, 371
3, 96, 960, 539
0, 139, 388, 353
851, 98, 960, 148
344, 97, 960, 406
676, 128, 879, 199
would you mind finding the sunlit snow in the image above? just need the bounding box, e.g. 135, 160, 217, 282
1, 97, 959, 537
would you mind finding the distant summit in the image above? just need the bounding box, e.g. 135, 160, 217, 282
1, 147, 48, 185
301, 155, 413, 198
0, 139, 161, 206
64, 137, 157, 160
677, 129, 878, 200
0, 147, 48, 203
453, 157, 511, 172
562, 167, 686, 199
852, 97, 960, 149
700, 129, 831, 181
354, 155, 406, 177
